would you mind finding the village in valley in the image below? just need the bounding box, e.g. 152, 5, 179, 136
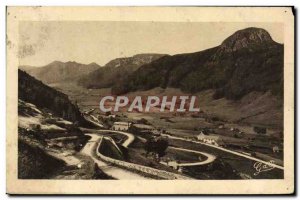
76, 99, 283, 179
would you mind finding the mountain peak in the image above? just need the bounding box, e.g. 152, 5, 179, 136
220, 27, 274, 53
88, 62, 98, 65
48, 60, 64, 66
65, 61, 80, 65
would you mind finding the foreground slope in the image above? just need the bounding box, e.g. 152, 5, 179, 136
18, 70, 109, 179
18, 69, 87, 124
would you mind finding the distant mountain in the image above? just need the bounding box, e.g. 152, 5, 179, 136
111, 28, 283, 100
77, 54, 167, 88
18, 69, 87, 125
19, 61, 101, 84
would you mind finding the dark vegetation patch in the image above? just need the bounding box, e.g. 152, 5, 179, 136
18, 140, 66, 179
98, 138, 124, 160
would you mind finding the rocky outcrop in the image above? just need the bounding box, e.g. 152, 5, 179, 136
219, 27, 275, 53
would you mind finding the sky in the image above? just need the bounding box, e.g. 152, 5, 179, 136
19, 22, 283, 67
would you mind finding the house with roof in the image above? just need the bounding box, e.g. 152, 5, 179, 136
111, 121, 131, 131
129, 123, 161, 136
132, 123, 154, 130
197, 132, 223, 146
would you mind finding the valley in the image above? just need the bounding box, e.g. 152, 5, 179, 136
18, 27, 284, 180
45, 81, 283, 179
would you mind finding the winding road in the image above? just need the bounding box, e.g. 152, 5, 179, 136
80, 134, 151, 180
81, 129, 218, 180
97, 129, 217, 167
82, 115, 224, 178
137, 136, 217, 166
162, 133, 284, 170
96, 130, 134, 148
168, 147, 216, 167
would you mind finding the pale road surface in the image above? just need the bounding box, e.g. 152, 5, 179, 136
81, 134, 151, 180
83, 114, 104, 128
168, 147, 217, 167
80, 115, 215, 178
100, 130, 217, 167
137, 136, 216, 166
89, 114, 104, 127
162, 134, 284, 170
96, 130, 135, 147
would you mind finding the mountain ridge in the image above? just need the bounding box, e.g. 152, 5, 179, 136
110, 27, 283, 100
77, 53, 167, 89
19, 61, 101, 84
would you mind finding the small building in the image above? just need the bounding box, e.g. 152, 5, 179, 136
132, 123, 154, 130
273, 145, 280, 153
218, 124, 225, 129
152, 130, 161, 136
112, 122, 131, 131
197, 132, 222, 146
168, 161, 178, 170
160, 157, 179, 170
131, 124, 155, 133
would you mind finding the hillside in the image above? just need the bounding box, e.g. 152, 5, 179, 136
77, 54, 166, 88
18, 140, 66, 179
111, 28, 283, 101
18, 101, 106, 179
18, 69, 87, 125
19, 61, 100, 84
18, 71, 106, 179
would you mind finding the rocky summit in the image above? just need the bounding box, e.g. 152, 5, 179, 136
219, 27, 275, 53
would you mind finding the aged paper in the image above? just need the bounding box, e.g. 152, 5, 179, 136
7, 7, 294, 194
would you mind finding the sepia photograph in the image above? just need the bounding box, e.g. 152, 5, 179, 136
6, 6, 294, 194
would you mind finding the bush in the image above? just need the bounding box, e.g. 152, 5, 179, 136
253, 126, 267, 134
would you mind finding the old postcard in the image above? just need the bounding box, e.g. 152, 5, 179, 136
6, 7, 294, 194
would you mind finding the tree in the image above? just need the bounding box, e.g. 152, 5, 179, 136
138, 118, 150, 125
33, 124, 41, 132
155, 137, 169, 157
253, 126, 267, 134
144, 136, 169, 158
